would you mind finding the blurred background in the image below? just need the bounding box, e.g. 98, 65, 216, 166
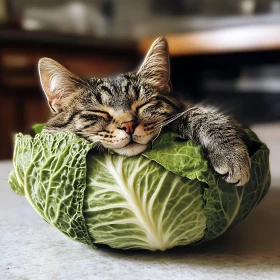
0, 0, 280, 160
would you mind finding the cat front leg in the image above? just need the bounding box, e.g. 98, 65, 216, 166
172, 106, 251, 186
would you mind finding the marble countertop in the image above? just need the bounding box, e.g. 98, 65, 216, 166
1, 124, 280, 280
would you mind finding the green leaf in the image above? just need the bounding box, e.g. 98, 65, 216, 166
10, 132, 95, 248
144, 133, 239, 241
9, 129, 270, 251
230, 137, 271, 228
32, 123, 45, 134
8, 133, 33, 195
84, 154, 206, 251
202, 180, 240, 240
144, 130, 271, 241
144, 133, 209, 181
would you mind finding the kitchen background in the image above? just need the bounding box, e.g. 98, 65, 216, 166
0, 0, 280, 159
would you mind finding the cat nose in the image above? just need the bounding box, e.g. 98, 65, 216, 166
120, 120, 137, 135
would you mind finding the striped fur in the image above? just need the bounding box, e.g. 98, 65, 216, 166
38, 37, 251, 186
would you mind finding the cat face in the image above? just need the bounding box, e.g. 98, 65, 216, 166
38, 37, 181, 156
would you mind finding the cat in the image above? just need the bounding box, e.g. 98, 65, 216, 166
38, 37, 250, 186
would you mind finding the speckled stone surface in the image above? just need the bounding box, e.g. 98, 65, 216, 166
1, 124, 280, 280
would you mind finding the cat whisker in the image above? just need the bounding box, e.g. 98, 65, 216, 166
151, 125, 163, 144
153, 111, 186, 129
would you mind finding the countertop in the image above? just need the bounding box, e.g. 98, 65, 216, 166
1, 124, 280, 280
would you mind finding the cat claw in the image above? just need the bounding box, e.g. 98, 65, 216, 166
211, 152, 251, 186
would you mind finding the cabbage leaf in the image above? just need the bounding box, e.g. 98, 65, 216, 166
9, 133, 95, 248
84, 153, 206, 250
9, 129, 270, 251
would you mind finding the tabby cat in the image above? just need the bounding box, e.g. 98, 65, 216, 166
38, 37, 250, 186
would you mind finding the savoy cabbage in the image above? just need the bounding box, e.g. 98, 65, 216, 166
9, 130, 270, 251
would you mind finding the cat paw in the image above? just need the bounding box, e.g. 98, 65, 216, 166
209, 148, 251, 186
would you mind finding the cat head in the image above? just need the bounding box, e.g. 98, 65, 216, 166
38, 37, 182, 156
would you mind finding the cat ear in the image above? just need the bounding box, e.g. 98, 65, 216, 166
137, 37, 170, 93
38, 58, 79, 113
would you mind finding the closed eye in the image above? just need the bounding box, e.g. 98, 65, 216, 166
80, 110, 112, 120
135, 101, 156, 115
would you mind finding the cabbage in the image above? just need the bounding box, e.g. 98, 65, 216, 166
8, 130, 270, 251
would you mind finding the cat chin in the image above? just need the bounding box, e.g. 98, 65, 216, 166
112, 143, 148, 157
